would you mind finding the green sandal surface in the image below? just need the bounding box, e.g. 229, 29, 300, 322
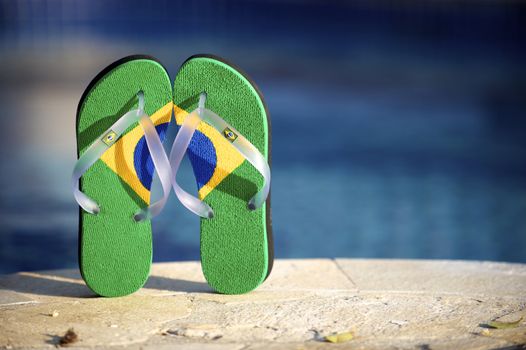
77, 56, 172, 297
173, 54, 274, 294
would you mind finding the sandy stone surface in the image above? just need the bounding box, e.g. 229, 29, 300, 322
1, 259, 525, 349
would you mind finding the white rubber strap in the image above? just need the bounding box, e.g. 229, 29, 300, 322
133, 110, 173, 221
169, 93, 270, 218
200, 106, 271, 210
169, 109, 215, 219
72, 91, 173, 222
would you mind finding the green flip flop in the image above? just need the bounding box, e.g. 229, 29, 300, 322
73, 55, 173, 297
172, 54, 274, 294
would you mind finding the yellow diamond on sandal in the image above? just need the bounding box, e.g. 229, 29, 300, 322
223, 127, 237, 142
102, 130, 117, 146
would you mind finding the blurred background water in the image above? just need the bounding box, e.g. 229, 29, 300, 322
0, 0, 525, 274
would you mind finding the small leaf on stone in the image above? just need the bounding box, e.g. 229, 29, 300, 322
487, 317, 523, 329
324, 331, 354, 343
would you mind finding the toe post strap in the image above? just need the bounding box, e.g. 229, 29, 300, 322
170, 92, 271, 218
72, 91, 173, 221
168, 108, 215, 219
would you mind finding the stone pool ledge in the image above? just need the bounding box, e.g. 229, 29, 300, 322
1, 259, 525, 350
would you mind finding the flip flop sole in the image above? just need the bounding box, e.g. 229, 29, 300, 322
173, 54, 274, 294
77, 55, 172, 297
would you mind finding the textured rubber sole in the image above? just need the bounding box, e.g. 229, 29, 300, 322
77, 55, 172, 297
173, 54, 273, 294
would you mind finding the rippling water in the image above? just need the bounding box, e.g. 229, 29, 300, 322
0, 57, 524, 274
0, 0, 524, 273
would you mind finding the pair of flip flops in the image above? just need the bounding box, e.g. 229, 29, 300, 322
73, 54, 273, 297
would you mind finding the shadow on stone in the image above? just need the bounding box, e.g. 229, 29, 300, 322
44, 333, 61, 346
1, 270, 212, 297
0, 272, 95, 298
145, 276, 212, 294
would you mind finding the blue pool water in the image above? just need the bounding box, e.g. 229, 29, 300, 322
0, 73, 525, 274
0, 0, 525, 273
